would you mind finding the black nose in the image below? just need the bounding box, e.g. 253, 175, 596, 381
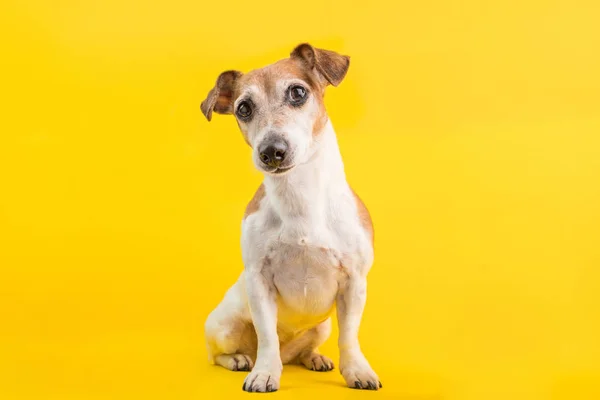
258, 138, 288, 168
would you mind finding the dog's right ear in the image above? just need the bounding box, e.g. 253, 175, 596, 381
200, 70, 243, 121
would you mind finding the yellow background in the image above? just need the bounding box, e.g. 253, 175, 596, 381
1, 1, 600, 399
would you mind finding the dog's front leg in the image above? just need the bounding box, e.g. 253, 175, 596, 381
242, 266, 282, 393
337, 274, 382, 390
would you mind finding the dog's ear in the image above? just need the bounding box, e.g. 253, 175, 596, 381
200, 70, 243, 121
291, 43, 350, 87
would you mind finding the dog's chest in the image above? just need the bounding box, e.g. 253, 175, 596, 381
266, 229, 348, 322
241, 178, 367, 326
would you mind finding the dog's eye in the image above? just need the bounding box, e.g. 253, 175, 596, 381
236, 101, 252, 119
288, 85, 308, 106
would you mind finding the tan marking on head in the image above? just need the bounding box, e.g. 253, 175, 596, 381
201, 44, 349, 164
352, 188, 374, 246
244, 184, 266, 218
235, 58, 328, 138
237, 59, 322, 96
311, 95, 327, 137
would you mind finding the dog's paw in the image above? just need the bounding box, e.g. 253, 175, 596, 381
242, 369, 280, 393
300, 352, 335, 372
340, 354, 382, 390
215, 354, 254, 371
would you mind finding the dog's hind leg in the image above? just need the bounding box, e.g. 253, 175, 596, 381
280, 318, 334, 371
204, 276, 257, 371
214, 353, 254, 372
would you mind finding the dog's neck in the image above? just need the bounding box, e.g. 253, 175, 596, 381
263, 119, 347, 222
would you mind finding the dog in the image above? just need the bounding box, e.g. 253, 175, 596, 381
200, 43, 380, 392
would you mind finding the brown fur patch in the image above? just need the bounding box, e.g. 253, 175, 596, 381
236, 58, 322, 96
311, 97, 328, 137
290, 43, 350, 87
235, 58, 329, 138
200, 70, 243, 121
244, 184, 266, 218
352, 189, 374, 246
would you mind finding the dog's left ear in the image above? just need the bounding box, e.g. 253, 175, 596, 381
200, 70, 243, 121
291, 43, 350, 87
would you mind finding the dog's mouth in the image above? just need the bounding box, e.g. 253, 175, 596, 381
273, 166, 294, 174
264, 165, 294, 175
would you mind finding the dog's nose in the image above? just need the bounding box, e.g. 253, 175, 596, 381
258, 138, 288, 168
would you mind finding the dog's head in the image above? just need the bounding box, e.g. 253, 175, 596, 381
200, 43, 350, 176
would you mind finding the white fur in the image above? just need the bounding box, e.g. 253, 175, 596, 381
204, 118, 380, 392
